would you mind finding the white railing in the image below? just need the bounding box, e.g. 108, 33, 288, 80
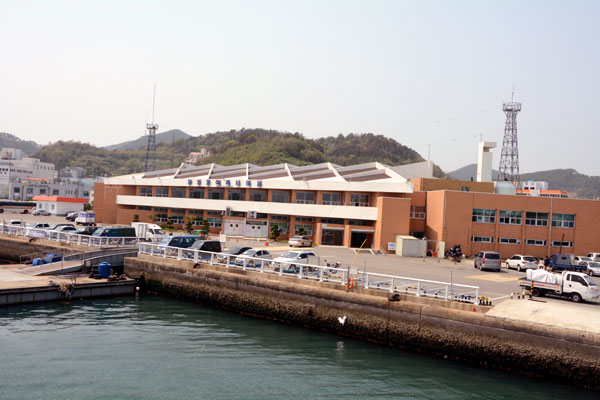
1, 225, 140, 247
138, 243, 480, 304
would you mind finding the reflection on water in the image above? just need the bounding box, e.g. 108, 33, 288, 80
0, 295, 597, 400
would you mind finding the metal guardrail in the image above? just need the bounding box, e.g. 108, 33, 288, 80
138, 243, 480, 304
2, 225, 140, 247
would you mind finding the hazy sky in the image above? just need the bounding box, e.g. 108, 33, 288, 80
1, 0, 599, 175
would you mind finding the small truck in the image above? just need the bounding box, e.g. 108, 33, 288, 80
75, 211, 96, 226
518, 269, 599, 303
548, 254, 585, 272
131, 222, 164, 241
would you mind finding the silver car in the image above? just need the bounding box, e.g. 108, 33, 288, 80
474, 251, 501, 272
579, 261, 600, 277
505, 254, 538, 272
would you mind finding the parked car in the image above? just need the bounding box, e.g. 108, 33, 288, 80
217, 246, 253, 264
6, 220, 24, 226
235, 249, 272, 267
585, 253, 600, 262
29, 222, 50, 229
156, 235, 201, 248
288, 235, 313, 247
65, 211, 79, 221
189, 240, 223, 261
474, 251, 501, 272
48, 223, 75, 231
273, 250, 317, 273
505, 254, 538, 272
52, 225, 77, 233
92, 227, 137, 237
33, 209, 51, 216
75, 226, 98, 236
573, 255, 593, 264
578, 261, 600, 277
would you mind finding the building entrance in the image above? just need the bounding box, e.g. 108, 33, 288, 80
321, 228, 344, 246
350, 231, 373, 248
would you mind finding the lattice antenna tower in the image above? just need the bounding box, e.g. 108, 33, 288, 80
497, 90, 521, 187
144, 84, 159, 172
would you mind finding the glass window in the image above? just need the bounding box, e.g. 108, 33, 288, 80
270, 222, 288, 234
271, 215, 289, 221
189, 209, 204, 215
552, 213, 575, 228
207, 217, 222, 228
249, 190, 267, 202
296, 192, 314, 204
471, 236, 493, 243
498, 237, 520, 244
156, 213, 168, 223
350, 193, 369, 207
52, 189, 59, 195
228, 189, 245, 201
499, 210, 522, 225
472, 208, 496, 223
208, 189, 224, 200
155, 187, 168, 197
295, 217, 313, 222
294, 224, 313, 236
189, 188, 204, 199
525, 239, 546, 246
272, 191, 289, 203
321, 218, 344, 224
39, 189, 46, 194
138, 206, 151, 211
154, 207, 168, 212
170, 214, 184, 224
322, 192, 341, 205
551, 240, 573, 248
172, 187, 186, 198
348, 219, 374, 226
410, 206, 426, 219
525, 212, 548, 226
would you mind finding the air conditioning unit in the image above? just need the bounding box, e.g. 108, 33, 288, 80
225, 206, 232, 216
247, 211, 257, 219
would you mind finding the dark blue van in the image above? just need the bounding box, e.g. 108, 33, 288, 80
92, 227, 136, 237
158, 235, 202, 249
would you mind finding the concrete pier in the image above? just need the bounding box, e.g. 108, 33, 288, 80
125, 255, 600, 391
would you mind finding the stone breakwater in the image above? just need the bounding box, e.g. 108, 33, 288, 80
126, 255, 600, 391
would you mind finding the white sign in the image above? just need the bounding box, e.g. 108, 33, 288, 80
387, 242, 396, 251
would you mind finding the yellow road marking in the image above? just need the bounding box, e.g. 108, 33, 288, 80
464, 274, 519, 282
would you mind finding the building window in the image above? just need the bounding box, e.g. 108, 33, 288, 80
189, 209, 204, 215
189, 188, 204, 199
170, 214, 184, 224
552, 213, 575, 228
271, 215, 289, 221
321, 218, 344, 224
461, 186, 470, 192
140, 187, 152, 196
526, 239, 547, 246
156, 213, 168, 223
410, 206, 426, 219
138, 206, 151, 211
271, 222, 288, 234
39, 189, 46, 194
350, 193, 369, 207
551, 241, 573, 248
296, 192, 314, 204
294, 224, 313, 236
472, 208, 496, 223
207, 210, 222, 216
172, 187, 186, 198
208, 189, 224, 200
207, 217, 222, 228
155, 187, 169, 197
249, 190, 267, 202
295, 217, 313, 222
471, 236, 493, 243
499, 210, 522, 225
228, 189, 245, 201
525, 212, 548, 226
498, 237, 521, 244
272, 191, 289, 203
52, 189, 59, 195
26, 188, 33, 194
348, 219, 374, 226
322, 192, 341, 205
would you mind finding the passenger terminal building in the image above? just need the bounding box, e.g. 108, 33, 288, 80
94, 161, 600, 258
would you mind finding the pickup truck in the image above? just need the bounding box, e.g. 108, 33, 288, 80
518, 269, 599, 303
548, 254, 585, 272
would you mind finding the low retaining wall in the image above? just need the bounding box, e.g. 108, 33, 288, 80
0, 234, 89, 263
126, 255, 600, 391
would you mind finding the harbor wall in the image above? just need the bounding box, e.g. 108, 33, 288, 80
125, 255, 600, 391
0, 234, 88, 263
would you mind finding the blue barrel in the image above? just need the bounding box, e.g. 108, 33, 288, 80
32, 258, 41, 266
98, 262, 111, 278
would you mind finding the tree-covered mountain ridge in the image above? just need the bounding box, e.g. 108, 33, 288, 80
32, 128, 444, 177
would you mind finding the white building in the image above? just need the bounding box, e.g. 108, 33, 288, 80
33, 195, 88, 216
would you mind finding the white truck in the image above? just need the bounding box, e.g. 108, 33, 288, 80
75, 211, 96, 226
518, 269, 599, 303
131, 222, 164, 241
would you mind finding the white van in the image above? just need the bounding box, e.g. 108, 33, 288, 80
586, 253, 600, 262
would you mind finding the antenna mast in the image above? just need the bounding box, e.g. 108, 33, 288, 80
144, 84, 158, 172
496, 90, 521, 187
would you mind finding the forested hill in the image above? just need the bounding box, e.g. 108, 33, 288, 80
0, 132, 41, 155
33, 129, 442, 178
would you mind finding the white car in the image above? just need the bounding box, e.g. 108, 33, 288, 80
505, 254, 538, 272
579, 261, 600, 277
33, 209, 51, 216
273, 250, 316, 273
573, 255, 593, 264
288, 235, 313, 247
235, 249, 272, 268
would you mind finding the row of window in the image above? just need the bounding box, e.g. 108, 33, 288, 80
139, 187, 371, 206
472, 209, 575, 228
471, 236, 574, 247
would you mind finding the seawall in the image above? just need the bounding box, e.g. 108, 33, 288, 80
0, 233, 90, 263
126, 255, 600, 391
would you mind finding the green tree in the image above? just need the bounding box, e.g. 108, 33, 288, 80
132, 214, 140, 222
201, 219, 210, 232
184, 215, 195, 233
297, 226, 305, 236
270, 223, 281, 241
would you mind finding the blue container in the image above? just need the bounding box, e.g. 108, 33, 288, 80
32, 258, 41, 266
45, 253, 62, 263
98, 262, 111, 278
